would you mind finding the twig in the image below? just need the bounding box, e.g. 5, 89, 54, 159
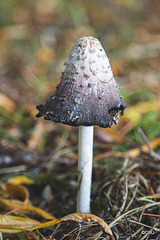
137, 126, 160, 161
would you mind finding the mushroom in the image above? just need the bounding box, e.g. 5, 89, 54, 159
36, 36, 126, 213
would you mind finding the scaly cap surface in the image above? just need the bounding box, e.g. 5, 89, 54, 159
36, 36, 126, 128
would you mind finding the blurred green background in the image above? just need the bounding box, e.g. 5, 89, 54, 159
0, 0, 160, 158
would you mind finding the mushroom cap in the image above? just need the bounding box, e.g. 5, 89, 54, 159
36, 36, 126, 128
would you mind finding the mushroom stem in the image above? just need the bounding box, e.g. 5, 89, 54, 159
77, 125, 94, 213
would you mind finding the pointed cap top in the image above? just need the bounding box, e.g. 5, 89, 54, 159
36, 36, 126, 128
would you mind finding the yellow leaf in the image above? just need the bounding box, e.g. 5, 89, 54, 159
0, 182, 29, 211
32, 219, 62, 230
20, 205, 56, 220
0, 197, 24, 210
125, 100, 160, 124
0, 181, 55, 219
0, 197, 56, 220
0, 215, 40, 233
8, 176, 34, 185
61, 212, 113, 236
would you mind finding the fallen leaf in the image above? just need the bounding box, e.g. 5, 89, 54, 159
61, 212, 113, 236
0, 215, 40, 233
19, 205, 56, 220
8, 176, 34, 185
0, 197, 55, 220
5, 183, 29, 204
0, 182, 29, 210
0, 198, 25, 211
0, 181, 55, 220
32, 219, 62, 230
0, 180, 56, 221
32, 212, 114, 238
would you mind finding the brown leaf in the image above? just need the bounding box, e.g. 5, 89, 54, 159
5, 183, 29, 204
61, 212, 113, 236
32, 213, 114, 238
0, 182, 29, 211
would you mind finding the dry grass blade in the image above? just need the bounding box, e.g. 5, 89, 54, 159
138, 195, 160, 202
115, 176, 128, 218
125, 175, 139, 212
129, 219, 160, 231
126, 227, 143, 240
138, 127, 160, 161
109, 202, 160, 228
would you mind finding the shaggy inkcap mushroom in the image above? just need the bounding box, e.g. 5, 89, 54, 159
36, 36, 126, 128
36, 36, 126, 214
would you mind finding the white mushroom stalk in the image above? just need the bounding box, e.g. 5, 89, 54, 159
77, 126, 94, 213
